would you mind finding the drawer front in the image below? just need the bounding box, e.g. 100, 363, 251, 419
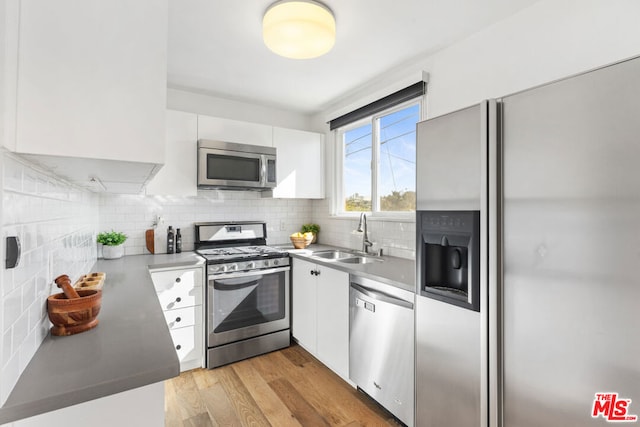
157, 284, 202, 311
151, 268, 202, 293
164, 305, 201, 330
169, 324, 203, 364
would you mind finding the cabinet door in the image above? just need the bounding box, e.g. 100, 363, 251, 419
291, 258, 317, 353
146, 110, 198, 196
150, 268, 202, 294
15, 0, 167, 164
198, 115, 273, 147
272, 127, 325, 199
156, 282, 202, 312
163, 305, 201, 330
316, 266, 350, 379
169, 323, 203, 371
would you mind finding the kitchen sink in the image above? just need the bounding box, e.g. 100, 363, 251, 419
312, 250, 358, 260
311, 249, 383, 265
336, 256, 383, 264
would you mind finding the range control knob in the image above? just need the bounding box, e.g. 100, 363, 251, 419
273, 259, 280, 266
228, 264, 238, 271
263, 260, 270, 268
246, 261, 256, 270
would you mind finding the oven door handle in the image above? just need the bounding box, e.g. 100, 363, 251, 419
214, 279, 260, 290
208, 266, 290, 281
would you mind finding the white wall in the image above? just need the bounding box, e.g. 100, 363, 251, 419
423, 0, 640, 118
317, 0, 640, 123
167, 88, 318, 132
311, 0, 640, 259
0, 152, 98, 406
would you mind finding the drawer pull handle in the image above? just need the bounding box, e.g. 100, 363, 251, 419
175, 317, 181, 323
176, 297, 181, 303
176, 277, 181, 283
176, 344, 181, 350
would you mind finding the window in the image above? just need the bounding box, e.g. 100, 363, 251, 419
337, 101, 421, 214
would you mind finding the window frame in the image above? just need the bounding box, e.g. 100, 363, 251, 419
333, 97, 425, 219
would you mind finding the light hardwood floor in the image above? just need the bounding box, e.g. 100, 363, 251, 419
165, 343, 402, 426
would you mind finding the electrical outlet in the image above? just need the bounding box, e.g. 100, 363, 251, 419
280, 220, 286, 231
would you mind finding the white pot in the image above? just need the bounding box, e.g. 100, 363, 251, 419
102, 244, 124, 259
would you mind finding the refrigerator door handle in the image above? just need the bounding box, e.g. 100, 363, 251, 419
487, 98, 502, 427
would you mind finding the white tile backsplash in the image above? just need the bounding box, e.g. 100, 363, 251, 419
98, 191, 315, 255
310, 198, 416, 259
0, 151, 99, 405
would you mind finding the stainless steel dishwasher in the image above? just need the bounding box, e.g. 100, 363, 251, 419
349, 275, 415, 427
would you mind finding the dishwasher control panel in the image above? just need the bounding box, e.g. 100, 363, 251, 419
355, 297, 376, 312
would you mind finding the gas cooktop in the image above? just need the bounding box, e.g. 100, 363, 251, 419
196, 245, 288, 263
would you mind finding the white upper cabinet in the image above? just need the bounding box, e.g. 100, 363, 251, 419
272, 127, 324, 199
198, 116, 273, 147
146, 110, 198, 196
3, 0, 168, 192
145, 111, 326, 198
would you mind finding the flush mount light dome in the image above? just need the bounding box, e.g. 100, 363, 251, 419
263, 0, 336, 59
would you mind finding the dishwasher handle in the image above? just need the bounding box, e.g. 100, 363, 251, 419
350, 282, 413, 309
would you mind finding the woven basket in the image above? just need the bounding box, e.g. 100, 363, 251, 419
290, 235, 313, 249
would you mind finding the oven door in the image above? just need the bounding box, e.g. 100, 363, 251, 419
207, 266, 290, 347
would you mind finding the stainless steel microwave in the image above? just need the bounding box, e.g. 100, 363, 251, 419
197, 140, 277, 190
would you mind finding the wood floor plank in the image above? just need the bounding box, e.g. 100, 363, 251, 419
192, 366, 221, 390
172, 370, 209, 421
245, 350, 348, 426
165, 380, 184, 427
249, 350, 292, 383
232, 358, 302, 427
200, 383, 237, 427
269, 377, 331, 427
216, 364, 272, 426
184, 412, 215, 427
279, 343, 313, 367
303, 360, 399, 426
167, 344, 401, 427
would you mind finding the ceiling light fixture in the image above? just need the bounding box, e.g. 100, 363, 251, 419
263, 0, 336, 59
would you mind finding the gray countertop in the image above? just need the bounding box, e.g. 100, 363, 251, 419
0, 246, 411, 424
0, 252, 204, 424
284, 244, 416, 293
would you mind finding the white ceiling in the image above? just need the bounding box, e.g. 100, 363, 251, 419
168, 0, 540, 115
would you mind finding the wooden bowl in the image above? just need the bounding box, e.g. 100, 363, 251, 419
47, 289, 102, 336
290, 235, 313, 249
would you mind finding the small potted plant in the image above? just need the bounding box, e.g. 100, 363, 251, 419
301, 223, 320, 244
97, 230, 127, 259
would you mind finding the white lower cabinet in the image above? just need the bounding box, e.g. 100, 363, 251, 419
149, 266, 204, 372
9, 382, 164, 427
291, 258, 349, 381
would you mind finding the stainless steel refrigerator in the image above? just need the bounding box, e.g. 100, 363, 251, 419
415, 56, 640, 426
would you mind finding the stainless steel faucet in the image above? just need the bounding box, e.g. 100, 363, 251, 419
357, 213, 373, 253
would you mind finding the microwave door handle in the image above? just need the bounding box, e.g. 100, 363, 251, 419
260, 155, 267, 186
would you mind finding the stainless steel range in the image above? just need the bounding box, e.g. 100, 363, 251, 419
194, 221, 290, 368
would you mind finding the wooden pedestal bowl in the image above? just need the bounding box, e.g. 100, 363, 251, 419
47, 289, 102, 336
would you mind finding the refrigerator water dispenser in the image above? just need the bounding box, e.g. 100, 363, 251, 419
417, 210, 480, 311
